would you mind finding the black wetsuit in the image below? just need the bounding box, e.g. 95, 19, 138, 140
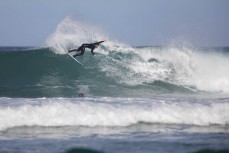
68, 41, 104, 57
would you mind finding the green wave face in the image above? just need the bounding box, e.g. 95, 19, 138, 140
1, 46, 229, 97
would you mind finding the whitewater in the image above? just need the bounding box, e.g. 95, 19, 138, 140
0, 16, 229, 153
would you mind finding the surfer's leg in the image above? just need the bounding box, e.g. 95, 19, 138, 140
73, 48, 85, 57
68, 45, 84, 53
68, 49, 78, 53
73, 52, 84, 57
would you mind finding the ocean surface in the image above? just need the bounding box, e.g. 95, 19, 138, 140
0, 17, 229, 153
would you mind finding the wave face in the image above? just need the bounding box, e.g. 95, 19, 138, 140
1, 46, 229, 97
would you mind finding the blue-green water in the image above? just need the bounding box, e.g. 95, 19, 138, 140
0, 45, 229, 153
2, 46, 229, 98
0, 47, 197, 98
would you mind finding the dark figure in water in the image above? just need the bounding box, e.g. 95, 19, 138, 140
68, 41, 105, 57
79, 93, 84, 97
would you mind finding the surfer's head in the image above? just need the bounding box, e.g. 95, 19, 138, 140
79, 93, 84, 97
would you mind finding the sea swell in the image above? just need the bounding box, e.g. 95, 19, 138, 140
1, 44, 229, 97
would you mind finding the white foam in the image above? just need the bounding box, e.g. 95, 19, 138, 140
99, 46, 194, 86
137, 47, 229, 93
190, 51, 229, 92
99, 45, 229, 93
0, 97, 228, 131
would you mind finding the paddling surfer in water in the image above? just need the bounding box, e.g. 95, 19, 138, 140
68, 41, 105, 57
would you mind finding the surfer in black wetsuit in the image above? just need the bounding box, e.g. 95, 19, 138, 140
68, 41, 105, 57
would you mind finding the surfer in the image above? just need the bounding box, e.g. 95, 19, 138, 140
68, 41, 105, 57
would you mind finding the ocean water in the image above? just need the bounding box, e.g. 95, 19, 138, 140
0, 17, 229, 153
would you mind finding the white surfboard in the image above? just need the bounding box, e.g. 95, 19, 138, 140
67, 52, 85, 68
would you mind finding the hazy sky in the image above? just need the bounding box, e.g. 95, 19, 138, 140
0, 0, 228, 47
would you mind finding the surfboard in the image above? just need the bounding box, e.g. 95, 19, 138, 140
67, 52, 85, 68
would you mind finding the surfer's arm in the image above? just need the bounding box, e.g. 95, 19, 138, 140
97, 41, 105, 45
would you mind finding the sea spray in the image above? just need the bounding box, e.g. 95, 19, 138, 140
46, 16, 108, 54
46, 16, 133, 55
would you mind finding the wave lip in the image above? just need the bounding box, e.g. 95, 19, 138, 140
0, 97, 228, 131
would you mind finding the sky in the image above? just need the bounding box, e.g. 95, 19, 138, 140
0, 0, 229, 47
